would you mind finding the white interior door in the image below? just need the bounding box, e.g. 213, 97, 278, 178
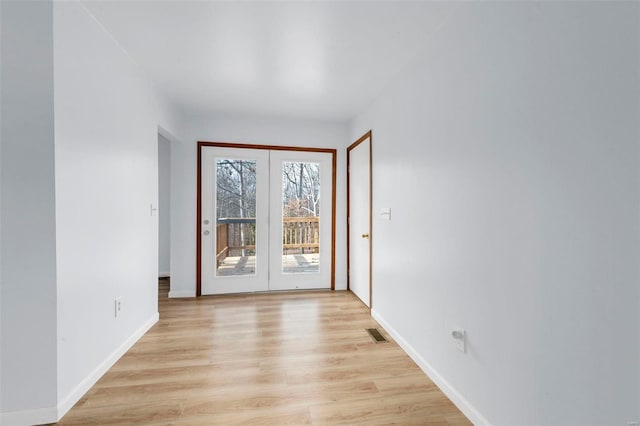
348, 135, 371, 307
201, 147, 269, 294
269, 150, 333, 290
201, 146, 333, 294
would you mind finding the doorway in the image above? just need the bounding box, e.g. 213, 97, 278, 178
347, 131, 372, 308
197, 142, 336, 296
158, 134, 171, 279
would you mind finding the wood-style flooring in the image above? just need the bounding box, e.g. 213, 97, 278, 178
56, 281, 471, 425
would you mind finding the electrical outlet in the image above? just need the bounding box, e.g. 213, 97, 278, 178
115, 297, 122, 318
451, 329, 466, 353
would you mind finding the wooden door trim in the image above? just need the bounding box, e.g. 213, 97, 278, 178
197, 141, 337, 297
346, 131, 373, 309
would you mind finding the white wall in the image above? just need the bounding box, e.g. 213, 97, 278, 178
53, 1, 181, 420
351, 2, 640, 425
158, 134, 171, 277
170, 113, 349, 297
0, 1, 58, 422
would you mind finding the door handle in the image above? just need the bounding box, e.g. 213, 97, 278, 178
203, 230, 210, 236
361, 233, 369, 239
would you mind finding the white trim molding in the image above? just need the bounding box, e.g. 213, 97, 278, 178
372, 309, 491, 426
168, 290, 196, 298
56, 312, 159, 421
0, 406, 58, 426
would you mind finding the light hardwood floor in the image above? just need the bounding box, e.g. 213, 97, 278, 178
56, 281, 471, 425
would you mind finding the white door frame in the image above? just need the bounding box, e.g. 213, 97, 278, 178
347, 131, 372, 308
197, 141, 337, 296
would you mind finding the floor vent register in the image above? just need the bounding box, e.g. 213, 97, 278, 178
366, 328, 388, 343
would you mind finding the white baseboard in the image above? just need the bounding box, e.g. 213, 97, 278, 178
371, 309, 491, 426
0, 314, 159, 426
168, 290, 195, 298
56, 312, 159, 421
0, 406, 58, 426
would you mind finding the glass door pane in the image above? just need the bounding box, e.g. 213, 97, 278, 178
201, 147, 269, 295
281, 161, 321, 273
269, 150, 332, 291
215, 159, 257, 277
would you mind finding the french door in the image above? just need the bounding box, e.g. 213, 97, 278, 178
199, 144, 334, 295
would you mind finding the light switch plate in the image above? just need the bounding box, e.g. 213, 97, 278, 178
115, 297, 122, 318
380, 208, 391, 220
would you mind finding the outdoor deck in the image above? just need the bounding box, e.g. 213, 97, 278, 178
217, 254, 320, 276
214, 217, 321, 277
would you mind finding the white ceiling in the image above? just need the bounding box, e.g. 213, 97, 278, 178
81, 1, 457, 122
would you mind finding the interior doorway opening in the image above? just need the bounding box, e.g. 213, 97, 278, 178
158, 133, 171, 279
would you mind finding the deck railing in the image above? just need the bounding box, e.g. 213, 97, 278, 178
215, 217, 319, 265
282, 217, 319, 254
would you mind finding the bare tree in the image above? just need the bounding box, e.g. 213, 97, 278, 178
215, 160, 320, 257
216, 159, 257, 255
282, 162, 320, 217
216, 159, 256, 218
